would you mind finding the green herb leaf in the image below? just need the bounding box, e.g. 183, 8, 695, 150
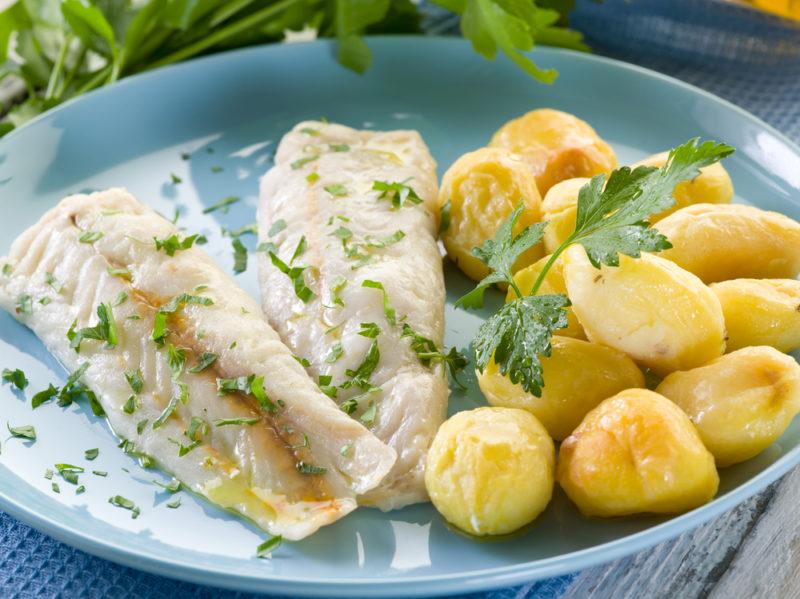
109, 495, 140, 518
15, 295, 32, 315
154, 233, 202, 256
170, 173, 182, 184
152, 382, 188, 429
330, 143, 350, 152
324, 343, 344, 363
188, 352, 218, 373
85, 448, 99, 460
214, 416, 261, 426
305, 172, 320, 184
107, 267, 131, 280
295, 461, 327, 475
203, 196, 240, 214
79, 231, 104, 244
69, 303, 118, 352
232, 237, 248, 274
372, 180, 423, 209
46, 272, 64, 293
358, 322, 381, 338
154, 478, 181, 493
166, 497, 182, 508
125, 369, 144, 394
291, 155, 319, 170
439, 199, 452, 235
341, 340, 380, 390
123, 395, 138, 414
2, 368, 28, 390
31, 384, 58, 408
166, 344, 187, 378
256, 535, 283, 558
324, 184, 348, 197
362, 280, 396, 326
7, 423, 36, 440
268, 219, 287, 237
269, 252, 314, 303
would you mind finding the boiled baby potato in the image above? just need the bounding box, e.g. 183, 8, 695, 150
656, 203, 800, 283
509, 255, 585, 339
425, 407, 554, 536
438, 147, 543, 282
541, 178, 588, 254
477, 336, 645, 440
711, 279, 800, 352
562, 245, 726, 376
657, 346, 800, 467
489, 108, 617, 196
557, 388, 719, 517
632, 151, 734, 222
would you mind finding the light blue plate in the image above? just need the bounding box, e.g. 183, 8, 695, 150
0, 37, 799, 597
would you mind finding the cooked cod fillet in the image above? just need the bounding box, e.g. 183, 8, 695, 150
258, 121, 448, 510
0, 188, 396, 540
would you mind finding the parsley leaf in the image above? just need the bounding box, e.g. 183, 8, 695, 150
79, 231, 104, 244
2, 368, 28, 390
68, 303, 118, 352
7, 423, 36, 440
124, 369, 144, 394
154, 233, 202, 256
269, 252, 315, 303
31, 384, 58, 408
362, 280, 396, 326
232, 237, 248, 274
214, 417, 261, 426
296, 461, 327, 475
203, 196, 240, 214
256, 535, 283, 558
341, 340, 380, 390
188, 352, 218, 373
372, 180, 423, 209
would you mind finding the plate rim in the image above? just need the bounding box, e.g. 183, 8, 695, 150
1, 36, 799, 597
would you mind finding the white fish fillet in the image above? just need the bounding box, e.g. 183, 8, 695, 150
258, 121, 448, 510
0, 188, 396, 540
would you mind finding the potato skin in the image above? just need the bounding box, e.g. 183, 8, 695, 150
711, 279, 800, 352
657, 347, 800, 467
541, 178, 589, 254
509, 255, 585, 339
562, 245, 726, 376
425, 407, 554, 536
656, 203, 800, 283
477, 336, 645, 440
489, 109, 617, 195
557, 389, 719, 517
633, 151, 734, 222
438, 147, 543, 282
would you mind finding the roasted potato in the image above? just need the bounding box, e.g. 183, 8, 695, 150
477, 336, 645, 440
541, 178, 588, 254
711, 279, 800, 352
633, 151, 734, 222
557, 388, 719, 517
425, 407, 554, 536
562, 245, 726, 375
509, 255, 585, 339
656, 204, 800, 283
489, 109, 617, 195
438, 147, 543, 282
657, 346, 800, 467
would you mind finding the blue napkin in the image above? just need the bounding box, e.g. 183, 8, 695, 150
2, 1, 798, 597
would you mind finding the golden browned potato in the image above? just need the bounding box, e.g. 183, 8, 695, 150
425, 407, 554, 536
557, 388, 719, 517
541, 178, 588, 254
489, 109, 617, 196
477, 336, 645, 440
438, 147, 543, 282
562, 245, 726, 376
656, 203, 800, 283
657, 347, 800, 467
633, 151, 734, 222
509, 255, 585, 339
711, 279, 800, 352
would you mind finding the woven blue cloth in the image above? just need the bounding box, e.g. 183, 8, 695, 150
2, 1, 799, 597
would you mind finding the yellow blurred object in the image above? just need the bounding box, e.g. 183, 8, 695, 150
509, 255, 586, 339
557, 388, 719, 517
746, 0, 800, 19
424, 407, 554, 536
489, 108, 617, 196
438, 147, 543, 282
477, 336, 645, 441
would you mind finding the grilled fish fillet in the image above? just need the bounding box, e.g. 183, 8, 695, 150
258, 121, 448, 510
0, 188, 396, 540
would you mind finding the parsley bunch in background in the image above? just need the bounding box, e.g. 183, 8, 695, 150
0, 0, 587, 137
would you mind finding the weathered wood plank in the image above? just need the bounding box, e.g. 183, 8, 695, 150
709, 465, 800, 599
559, 476, 783, 599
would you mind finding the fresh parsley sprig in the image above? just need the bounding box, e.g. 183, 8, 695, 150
459, 138, 735, 396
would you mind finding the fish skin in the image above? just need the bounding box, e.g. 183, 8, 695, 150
0, 188, 396, 539
258, 121, 448, 510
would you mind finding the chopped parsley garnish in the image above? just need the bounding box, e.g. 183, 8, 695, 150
324, 343, 344, 363
360, 402, 377, 426
329, 143, 350, 152
296, 461, 327, 475
362, 280, 396, 326
373, 180, 423, 209
358, 322, 380, 338
55, 363, 104, 416
268, 219, 287, 237
154, 233, 203, 256
203, 196, 240, 214
166, 497, 182, 509
269, 252, 314, 303
85, 448, 99, 460
226, 222, 258, 237
7, 423, 36, 440
2, 264, 12, 276
365, 230, 405, 249
79, 230, 104, 244
76, 485, 86, 494
107, 267, 131, 279
166, 344, 187, 378
439, 199, 452, 235
300, 127, 320, 136
210, 165, 223, 173
55, 463, 84, 485
256, 535, 283, 558
52, 483, 60, 493
152, 381, 188, 429
326, 276, 347, 308
318, 375, 337, 399
136, 419, 149, 434
401, 324, 469, 387
459, 138, 735, 396
39, 297, 52, 306
92, 470, 108, 477
340, 443, 353, 457
306, 172, 320, 184
31, 384, 58, 408
289, 236, 308, 264
109, 495, 140, 519
181, 152, 191, 160
214, 416, 261, 426
188, 352, 218, 373
46, 272, 64, 293
152, 293, 213, 345
2, 368, 28, 390
341, 340, 380, 390
291, 155, 319, 170
216, 374, 277, 414
187, 416, 209, 442
324, 184, 348, 197
170, 173, 182, 184
15, 295, 32, 315
68, 303, 118, 352
125, 369, 144, 394
232, 237, 248, 274
154, 478, 181, 493
123, 395, 138, 414
112, 292, 128, 307
331, 226, 352, 243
